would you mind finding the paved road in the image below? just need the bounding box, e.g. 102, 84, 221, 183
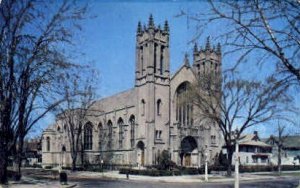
73, 177, 300, 188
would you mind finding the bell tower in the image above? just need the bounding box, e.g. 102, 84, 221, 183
134, 15, 170, 166
135, 14, 170, 86
193, 37, 221, 77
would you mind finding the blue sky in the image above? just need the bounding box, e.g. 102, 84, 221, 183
79, 1, 212, 98
32, 1, 299, 138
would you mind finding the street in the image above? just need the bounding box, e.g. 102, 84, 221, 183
73, 177, 299, 188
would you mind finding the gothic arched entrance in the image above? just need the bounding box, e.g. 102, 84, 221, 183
180, 136, 198, 167
136, 141, 145, 167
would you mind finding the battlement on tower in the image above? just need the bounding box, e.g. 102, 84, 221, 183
136, 14, 169, 37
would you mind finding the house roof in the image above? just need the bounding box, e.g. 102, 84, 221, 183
239, 140, 272, 148
238, 133, 272, 148
263, 135, 300, 149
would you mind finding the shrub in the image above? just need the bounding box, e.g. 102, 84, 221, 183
157, 150, 177, 170
119, 168, 179, 176
32, 164, 42, 168
44, 166, 52, 169
62, 166, 72, 170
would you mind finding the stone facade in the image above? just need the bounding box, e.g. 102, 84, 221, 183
42, 15, 223, 168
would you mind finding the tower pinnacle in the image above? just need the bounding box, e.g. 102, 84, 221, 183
164, 20, 169, 33
193, 43, 198, 53
148, 14, 155, 29
137, 21, 142, 34
184, 53, 190, 67
217, 42, 221, 54
205, 36, 211, 51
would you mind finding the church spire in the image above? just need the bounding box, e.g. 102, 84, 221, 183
164, 20, 169, 34
193, 43, 198, 53
184, 53, 190, 67
137, 21, 142, 34
217, 42, 221, 54
148, 14, 155, 29
205, 36, 211, 51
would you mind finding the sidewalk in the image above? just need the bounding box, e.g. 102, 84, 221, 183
70, 170, 281, 183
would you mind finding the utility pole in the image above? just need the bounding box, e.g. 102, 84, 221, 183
205, 151, 208, 182
234, 129, 239, 188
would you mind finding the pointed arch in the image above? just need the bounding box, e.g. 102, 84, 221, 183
157, 99, 162, 116
84, 122, 93, 150
118, 118, 124, 148
98, 122, 103, 151
107, 120, 113, 148
46, 137, 50, 151
176, 81, 193, 127
129, 115, 135, 148
141, 99, 145, 116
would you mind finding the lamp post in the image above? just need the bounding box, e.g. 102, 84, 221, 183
234, 129, 239, 188
204, 151, 208, 182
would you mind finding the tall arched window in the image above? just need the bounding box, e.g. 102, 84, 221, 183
129, 115, 135, 148
160, 46, 164, 75
84, 122, 93, 150
141, 99, 145, 116
107, 120, 113, 148
98, 123, 103, 151
176, 82, 193, 127
46, 137, 50, 151
118, 118, 124, 149
157, 99, 162, 116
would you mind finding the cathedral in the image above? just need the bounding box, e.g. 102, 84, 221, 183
42, 15, 223, 168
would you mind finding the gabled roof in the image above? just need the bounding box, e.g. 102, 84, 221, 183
238, 133, 272, 148
171, 62, 198, 81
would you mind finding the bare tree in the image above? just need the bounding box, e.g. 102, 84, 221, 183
268, 119, 298, 175
185, 72, 292, 176
56, 76, 98, 171
0, 0, 88, 183
180, 0, 300, 85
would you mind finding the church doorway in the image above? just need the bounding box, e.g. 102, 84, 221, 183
136, 141, 145, 167
180, 136, 198, 167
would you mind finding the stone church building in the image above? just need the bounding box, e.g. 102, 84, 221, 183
42, 15, 223, 168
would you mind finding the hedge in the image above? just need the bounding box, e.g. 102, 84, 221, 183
119, 168, 181, 176
209, 165, 300, 173
119, 167, 211, 176
120, 165, 300, 176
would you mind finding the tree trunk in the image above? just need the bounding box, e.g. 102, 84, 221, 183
278, 146, 282, 175
71, 153, 77, 171
13, 137, 24, 181
12, 155, 22, 181
226, 147, 234, 177
0, 144, 8, 184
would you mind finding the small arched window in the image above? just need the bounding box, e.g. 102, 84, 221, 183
98, 123, 103, 151
46, 137, 50, 151
141, 99, 145, 116
129, 115, 135, 148
84, 122, 93, 150
157, 99, 162, 116
107, 120, 113, 148
57, 126, 61, 132
118, 118, 124, 149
